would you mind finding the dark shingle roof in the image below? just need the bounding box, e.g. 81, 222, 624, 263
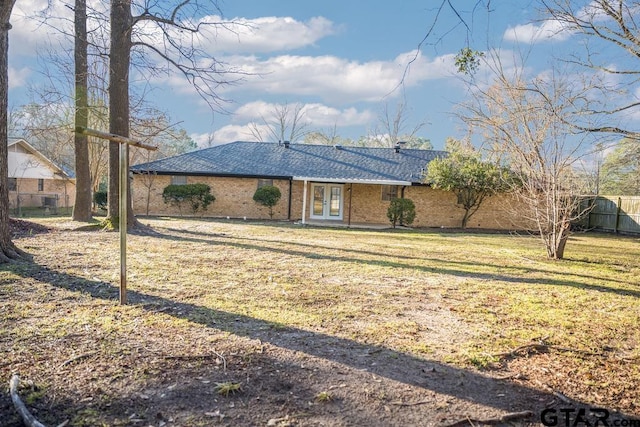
131, 141, 446, 184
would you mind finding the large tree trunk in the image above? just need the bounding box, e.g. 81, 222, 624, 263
72, 0, 93, 222
108, 0, 136, 227
0, 0, 26, 263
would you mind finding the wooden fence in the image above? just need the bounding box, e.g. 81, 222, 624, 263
579, 196, 640, 235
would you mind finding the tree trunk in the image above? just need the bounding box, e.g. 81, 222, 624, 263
555, 232, 568, 260
108, 0, 137, 227
0, 0, 26, 262
72, 0, 92, 222
461, 209, 470, 229
553, 222, 571, 260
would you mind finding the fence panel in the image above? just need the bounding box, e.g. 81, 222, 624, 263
583, 196, 640, 235
618, 197, 640, 234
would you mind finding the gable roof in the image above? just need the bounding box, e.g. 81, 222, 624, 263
8, 138, 74, 179
131, 141, 446, 185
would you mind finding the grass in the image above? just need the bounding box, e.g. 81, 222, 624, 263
2, 216, 640, 418
315, 391, 332, 402
10, 206, 73, 218
214, 382, 242, 396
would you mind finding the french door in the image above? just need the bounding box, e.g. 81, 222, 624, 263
310, 183, 343, 220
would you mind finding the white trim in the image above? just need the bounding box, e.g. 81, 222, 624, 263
293, 176, 412, 186
301, 179, 308, 225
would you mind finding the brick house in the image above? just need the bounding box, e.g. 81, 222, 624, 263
131, 141, 519, 229
8, 138, 76, 213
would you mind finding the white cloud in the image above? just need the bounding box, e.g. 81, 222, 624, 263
302, 104, 374, 127
188, 101, 376, 146
191, 124, 259, 146
198, 15, 338, 54
9, 66, 31, 89
218, 50, 456, 104
11, 3, 336, 65
232, 101, 374, 127
10, 0, 73, 56
502, 1, 621, 45
503, 19, 573, 44
145, 48, 457, 107
135, 14, 337, 57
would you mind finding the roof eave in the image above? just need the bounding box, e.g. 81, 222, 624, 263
131, 170, 292, 180
293, 177, 413, 186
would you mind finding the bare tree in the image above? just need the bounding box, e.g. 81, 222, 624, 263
462, 57, 599, 259
368, 100, 429, 148
540, 0, 640, 139
0, 0, 27, 262
304, 123, 341, 146
12, 103, 74, 168
107, 0, 243, 227
18, 44, 194, 210
248, 102, 310, 143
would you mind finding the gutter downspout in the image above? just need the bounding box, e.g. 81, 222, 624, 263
287, 178, 292, 220
348, 183, 353, 228
301, 179, 308, 225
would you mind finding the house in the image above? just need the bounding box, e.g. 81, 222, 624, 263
131, 141, 519, 229
8, 138, 76, 214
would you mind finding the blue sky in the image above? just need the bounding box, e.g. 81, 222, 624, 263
8, 0, 585, 150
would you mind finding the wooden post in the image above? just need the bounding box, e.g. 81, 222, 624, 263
119, 142, 127, 304
75, 127, 157, 304
615, 197, 622, 234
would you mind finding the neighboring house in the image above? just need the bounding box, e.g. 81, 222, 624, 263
131, 141, 519, 229
8, 137, 76, 213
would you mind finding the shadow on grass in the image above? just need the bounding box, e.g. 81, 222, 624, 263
155, 226, 640, 299
4, 260, 637, 426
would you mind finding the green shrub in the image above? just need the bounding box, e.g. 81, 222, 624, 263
162, 183, 215, 216
93, 191, 107, 210
387, 198, 416, 228
253, 185, 282, 219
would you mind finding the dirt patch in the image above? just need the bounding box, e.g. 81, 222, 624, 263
9, 218, 52, 238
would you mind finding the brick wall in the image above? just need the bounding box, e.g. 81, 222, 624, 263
132, 175, 530, 230
9, 178, 76, 209
133, 175, 294, 219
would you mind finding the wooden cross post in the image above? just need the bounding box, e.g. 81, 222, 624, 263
75, 127, 158, 304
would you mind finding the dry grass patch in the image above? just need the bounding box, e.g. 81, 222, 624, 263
1, 217, 639, 425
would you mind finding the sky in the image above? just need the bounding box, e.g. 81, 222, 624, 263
6, 0, 611, 151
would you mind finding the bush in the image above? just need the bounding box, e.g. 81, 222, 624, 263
253, 185, 282, 219
93, 191, 107, 210
387, 198, 416, 228
162, 183, 215, 216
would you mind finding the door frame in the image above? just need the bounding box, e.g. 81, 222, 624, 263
309, 182, 344, 220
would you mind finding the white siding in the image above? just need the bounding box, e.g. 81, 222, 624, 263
8, 150, 57, 179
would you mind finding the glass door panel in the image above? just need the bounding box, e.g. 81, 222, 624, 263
313, 185, 325, 217
329, 186, 341, 217
310, 183, 343, 220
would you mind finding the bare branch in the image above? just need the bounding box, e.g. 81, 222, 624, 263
540, 0, 640, 137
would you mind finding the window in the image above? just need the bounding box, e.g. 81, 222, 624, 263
381, 185, 398, 201
8, 178, 17, 191
257, 179, 273, 188
38, 179, 44, 192
171, 175, 187, 185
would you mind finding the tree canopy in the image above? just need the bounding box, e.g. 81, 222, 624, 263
425, 140, 509, 229
600, 138, 640, 195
